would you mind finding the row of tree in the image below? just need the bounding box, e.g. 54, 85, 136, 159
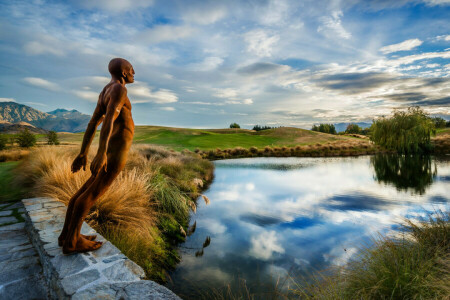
0, 129, 59, 150
311, 123, 370, 135
310, 107, 445, 154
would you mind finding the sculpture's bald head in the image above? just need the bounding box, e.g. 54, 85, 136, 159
108, 58, 134, 84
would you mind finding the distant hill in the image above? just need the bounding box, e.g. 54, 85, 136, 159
0, 102, 90, 132
334, 122, 372, 133
0, 120, 47, 134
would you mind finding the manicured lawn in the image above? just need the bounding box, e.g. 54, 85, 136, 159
57, 126, 352, 151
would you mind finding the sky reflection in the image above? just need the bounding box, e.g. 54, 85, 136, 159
166, 156, 449, 299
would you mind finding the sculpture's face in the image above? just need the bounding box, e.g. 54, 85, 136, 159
123, 66, 135, 84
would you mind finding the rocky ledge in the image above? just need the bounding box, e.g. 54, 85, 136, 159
22, 197, 181, 300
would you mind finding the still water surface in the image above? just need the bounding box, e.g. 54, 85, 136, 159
166, 155, 449, 298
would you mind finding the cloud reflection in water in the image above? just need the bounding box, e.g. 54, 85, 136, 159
167, 156, 450, 299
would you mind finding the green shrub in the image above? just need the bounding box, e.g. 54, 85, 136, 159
46, 130, 60, 145
15, 129, 36, 148
433, 117, 446, 128
345, 123, 362, 134
229, 122, 240, 129
370, 107, 435, 154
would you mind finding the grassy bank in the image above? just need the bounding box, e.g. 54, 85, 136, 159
13, 145, 214, 282
196, 139, 382, 160
292, 211, 450, 299
0, 161, 26, 203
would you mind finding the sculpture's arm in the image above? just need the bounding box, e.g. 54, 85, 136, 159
90, 84, 126, 174
79, 104, 105, 156
71, 101, 105, 173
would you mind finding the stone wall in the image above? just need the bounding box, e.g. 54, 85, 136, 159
22, 197, 181, 300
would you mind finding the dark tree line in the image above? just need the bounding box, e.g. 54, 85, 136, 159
252, 125, 275, 131
311, 123, 337, 134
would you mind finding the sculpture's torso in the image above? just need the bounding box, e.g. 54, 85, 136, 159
100, 82, 135, 140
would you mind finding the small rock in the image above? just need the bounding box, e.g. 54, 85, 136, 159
61, 269, 101, 295
72, 283, 117, 300
102, 254, 126, 264
121, 281, 182, 300
0, 210, 12, 217
102, 259, 142, 282
51, 254, 90, 278
25, 203, 44, 212
0, 222, 25, 232
0, 216, 18, 225
91, 241, 121, 259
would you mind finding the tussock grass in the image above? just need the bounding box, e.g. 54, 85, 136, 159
0, 149, 30, 162
14, 144, 214, 282
291, 211, 450, 299
197, 140, 382, 160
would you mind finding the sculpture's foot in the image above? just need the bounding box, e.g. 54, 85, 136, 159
62, 237, 103, 254
58, 234, 97, 247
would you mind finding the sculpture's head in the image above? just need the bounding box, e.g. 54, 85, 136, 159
108, 58, 135, 84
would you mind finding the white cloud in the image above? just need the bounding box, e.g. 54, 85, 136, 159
435, 34, 450, 41
76, 0, 154, 12
388, 50, 450, 66
23, 34, 66, 56
214, 88, 239, 99
244, 29, 279, 57
380, 38, 423, 54
128, 82, 178, 104
182, 5, 227, 25
226, 98, 253, 105
72, 90, 99, 102
423, 0, 450, 6
0, 98, 16, 102
258, 0, 290, 26
318, 11, 351, 40
249, 230, 285, 260
137, 25, 195, 44
25, 101, 47, 107
23, 77, 59, 91
160, 106, 175, 111
189, 56, 224, 71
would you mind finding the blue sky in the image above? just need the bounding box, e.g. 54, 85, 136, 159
0, 0, 449, 128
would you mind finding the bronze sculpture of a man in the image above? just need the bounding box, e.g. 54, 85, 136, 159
58, 58, 135, 254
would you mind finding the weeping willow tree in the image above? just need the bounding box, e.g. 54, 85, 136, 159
370, 107, 435, 154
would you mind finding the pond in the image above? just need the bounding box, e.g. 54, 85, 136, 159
166, 155, 449, 299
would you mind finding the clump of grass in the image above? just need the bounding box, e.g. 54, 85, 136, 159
14, 144, 214, 282
292, 211, 450, 299
0, 149, 30, 162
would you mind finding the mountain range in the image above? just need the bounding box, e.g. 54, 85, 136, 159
0, 102, 90, 133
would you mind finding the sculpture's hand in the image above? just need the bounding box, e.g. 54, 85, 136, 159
90, 152, 107, 175
71, 154, 87, 173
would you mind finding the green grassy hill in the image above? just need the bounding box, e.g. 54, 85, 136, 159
55, 126, 355, 151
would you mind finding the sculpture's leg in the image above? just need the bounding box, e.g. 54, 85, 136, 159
62, 169, 115, 253
58, 176, 98, 246
63, 142, 130, 254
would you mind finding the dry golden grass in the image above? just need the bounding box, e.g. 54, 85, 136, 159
16, 146, 156, 241
0, 148, 30, 162
14, 144, 214, 281
198, 138, 381, 160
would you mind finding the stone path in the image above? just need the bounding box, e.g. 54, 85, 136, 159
0, 201, 49, 299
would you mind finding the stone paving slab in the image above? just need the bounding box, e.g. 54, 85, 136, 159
0, 201, 49, 300
23, 197, 182, 300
